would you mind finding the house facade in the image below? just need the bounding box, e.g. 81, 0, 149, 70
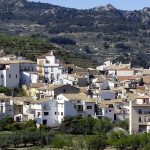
37, 52, 63, 83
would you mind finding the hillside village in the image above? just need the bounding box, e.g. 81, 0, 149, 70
0, 51, 149, 135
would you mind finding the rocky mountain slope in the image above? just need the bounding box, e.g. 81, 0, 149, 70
0, 0, 150, 68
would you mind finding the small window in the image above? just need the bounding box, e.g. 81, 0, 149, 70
9, 74, 11, 78
55, 112, 57, 115
1, 75, 3, 78
61, 112, 63, 116
43, 120, 47, 125
109, 110, 111, 112
139, 109, 142, 114
16, 74, 17, 78
38, 112, 41, 117
87, 106, 92, 109
44, 112, 49, 116
63, 89, 66, 93
77, 100, 80, 103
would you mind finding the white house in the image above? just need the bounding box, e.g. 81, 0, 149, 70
13, 97, 36, 122
37, 52, 63, 83
41, 99, 76, 127
96, 61, 112, 71
0, 61, 20, 89
20, 71, 38, 85
0, 94, 13, 120
40, 93, 96, 127
129, 94, 150, 134
117, 68, 134, 77
57, 93, 95, 117
59, 73, 88, 87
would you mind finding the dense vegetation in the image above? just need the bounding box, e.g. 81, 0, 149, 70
0, 34, 96, 67
0, 34, 52, 60
1, 116, 147, 150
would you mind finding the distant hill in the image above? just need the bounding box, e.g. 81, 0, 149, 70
0, 0, 150, 68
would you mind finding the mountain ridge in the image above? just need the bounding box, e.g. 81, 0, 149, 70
0, 0, 150, 68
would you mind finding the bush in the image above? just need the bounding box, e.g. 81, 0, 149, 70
86, 135, 107, 150
49, 36, 76, 45
0, 86, 11, 96
0, 116, 14, 130
51, 136, 70, 149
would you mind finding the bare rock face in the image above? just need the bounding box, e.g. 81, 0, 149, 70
93, 4, 116, 12
0, 0, 26, 8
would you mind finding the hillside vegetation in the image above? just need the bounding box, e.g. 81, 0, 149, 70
0, 34, 95, 68
0, 0, 150, 67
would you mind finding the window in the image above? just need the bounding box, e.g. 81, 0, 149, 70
46, 60, 50, 64
63, 89, 66, 93
43, 120, 47, 125
51, 73, 54, 79
1, 75, 3, 78
44, 112, 49, 116
109, 110, 111, 112
139, 109, 142, 114
51, 67, 54, 72
88, 114, 91, 117
55, 112, 57, 115
16, 74, 17, 78
38, 112, 41, 117
77, 100, 80, 103
61, 112, 63, 116
9, 74, 11, 78
19, 106, 22, 113
144, 116, 147, 122
57, 73, 60, 79
87, 106, 92, 109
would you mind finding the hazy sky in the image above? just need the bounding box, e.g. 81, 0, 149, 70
29, 0, 150, 10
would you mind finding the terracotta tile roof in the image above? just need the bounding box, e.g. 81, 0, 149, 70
118, 67, 133, 71
117, 76, 136, 81
143, 75, 150, 83
37, 84, 64, 91
98, 99, 123, 108
62, 93, 95, 103
0, 94, 12, 101
30, 83, 45, 88
0, 59, 36, 64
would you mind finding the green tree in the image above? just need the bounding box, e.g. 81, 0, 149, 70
107, 130, 128, 146
0, 86, 11, 96
114, 120, 129, 130
86, 135, 107, 150
0, 134, 10, 149
0, 116, 14, 130
94, 117, 113, 134
22, 120, 37, 131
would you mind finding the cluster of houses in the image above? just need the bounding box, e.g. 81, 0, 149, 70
0, 51, 150, 134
